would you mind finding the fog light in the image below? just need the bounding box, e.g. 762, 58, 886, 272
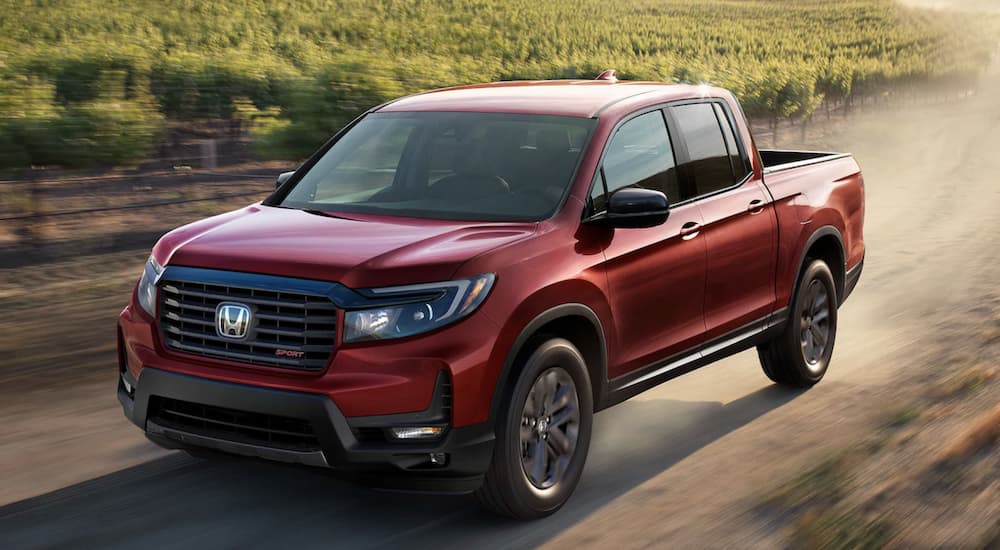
389, 426, 445, 440
121, 373, 134, 396
429, 453, 447, 466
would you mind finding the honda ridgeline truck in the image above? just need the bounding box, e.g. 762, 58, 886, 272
118, 72, 865, 519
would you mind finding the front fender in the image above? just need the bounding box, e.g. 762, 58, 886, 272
481, 280, 612, 424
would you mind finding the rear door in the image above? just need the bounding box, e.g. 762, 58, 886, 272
668, 101, 778, 340
592, 109, 707, 378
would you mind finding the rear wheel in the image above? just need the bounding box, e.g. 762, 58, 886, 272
475, 337, 593, 519
758, 259, 838, 387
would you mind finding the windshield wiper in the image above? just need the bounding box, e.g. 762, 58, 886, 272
301, 208, 351, 220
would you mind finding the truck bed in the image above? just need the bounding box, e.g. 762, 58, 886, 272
759, 149, 851, 175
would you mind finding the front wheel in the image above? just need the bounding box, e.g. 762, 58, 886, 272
475, 337, 593, 519
758, 259, 838, 387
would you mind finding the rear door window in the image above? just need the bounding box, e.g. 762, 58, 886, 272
671, 103, 746, 197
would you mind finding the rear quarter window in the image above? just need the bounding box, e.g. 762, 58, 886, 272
713, 103, 750, 181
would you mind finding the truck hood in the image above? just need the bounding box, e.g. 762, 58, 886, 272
153, 205, 537, 288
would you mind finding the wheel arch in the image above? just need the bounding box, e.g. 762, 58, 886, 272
792, 226, 846, 306
488, 304, 608, 424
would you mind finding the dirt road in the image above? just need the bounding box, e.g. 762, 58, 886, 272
2, 61, 1000, 549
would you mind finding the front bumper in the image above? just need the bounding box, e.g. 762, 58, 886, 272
118, 367, 494, 493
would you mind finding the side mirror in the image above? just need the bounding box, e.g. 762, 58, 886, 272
275, 171, 296, 189
587, 188, 670, 229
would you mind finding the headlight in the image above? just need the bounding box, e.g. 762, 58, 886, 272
344, 274, 494, 343
136, 255, 163, 317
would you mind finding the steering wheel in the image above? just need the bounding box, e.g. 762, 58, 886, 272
429, 173, 512, 199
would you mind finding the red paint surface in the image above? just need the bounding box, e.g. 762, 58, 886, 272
122, 81, 865, 428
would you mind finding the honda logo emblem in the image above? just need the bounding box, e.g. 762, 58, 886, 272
216, 302, 251, 339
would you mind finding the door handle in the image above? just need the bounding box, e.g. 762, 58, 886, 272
679, 221, 701, 240
748, 199, 766, 214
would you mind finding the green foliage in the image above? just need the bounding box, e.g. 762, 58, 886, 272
261, 56, 407, 156
0, 0, 995, 165
0, 77, 59, 167
149, 53, 289, 119
53, 98, 164, 167
817, 58, 855, 103
733, 65, 825, 120
0, 71, 164, 168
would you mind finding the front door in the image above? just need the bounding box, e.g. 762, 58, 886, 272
591, 110, 708, 379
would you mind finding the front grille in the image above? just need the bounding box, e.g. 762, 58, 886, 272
149, 396, 320, 452
159, 279, 337, 371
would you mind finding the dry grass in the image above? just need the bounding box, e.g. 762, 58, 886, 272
884, 406, 925, 429
935, 403, 1000, 464
789, 509, 894, 550
764, 441, 898, 549
930, 364, 997, 399
766, 452, 856, 509
762, 289, 1000, 549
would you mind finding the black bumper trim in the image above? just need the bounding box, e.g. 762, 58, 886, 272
843, 256, 864, 304
147, 420, 330, 467
346, 371, 450, 429
118, 368, 494, 492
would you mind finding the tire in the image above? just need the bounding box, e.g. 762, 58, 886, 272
475, 337, 593, 519
757, 259, 838, 387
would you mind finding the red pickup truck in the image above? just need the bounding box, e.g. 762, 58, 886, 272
117, 73, 865, 519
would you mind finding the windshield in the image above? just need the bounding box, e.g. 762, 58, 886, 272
275, 112, 596, 222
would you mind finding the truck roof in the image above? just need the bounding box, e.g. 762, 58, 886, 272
378, 80, 725, 118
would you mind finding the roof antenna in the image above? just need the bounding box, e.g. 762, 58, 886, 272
595, 69, 618, 83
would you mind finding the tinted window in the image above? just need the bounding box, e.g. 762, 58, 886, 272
713, 103, 750, 181
672, 103, 739, 196
279, 112, 595, 222
598, 110, 680, 205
